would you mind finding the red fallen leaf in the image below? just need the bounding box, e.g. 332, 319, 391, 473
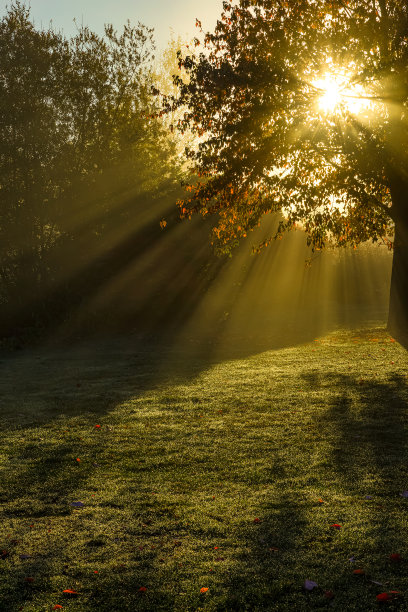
62, 589, 78, 597
377, 591, 401, 602
324, 590, 335, 599
317, 498, 324, 504
138, 587, 147, 593
93, 570, 98, 574
269, 547, 279, 552
330, 524, 342, 529
76, 458, 81, 463
200, 587, 209, 593
253, 517, 261, 523
24, 577, 34, 583
389, 553, 402, 562
353, 569, 365, 575
94, 424, 101, 429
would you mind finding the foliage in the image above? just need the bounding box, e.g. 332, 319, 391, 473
0, 2, 181, 332
168, 0, 408, 254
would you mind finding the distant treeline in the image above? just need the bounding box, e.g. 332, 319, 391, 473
0, 3, 223, 342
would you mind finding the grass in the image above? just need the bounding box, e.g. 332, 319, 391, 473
0, 325, 408, 611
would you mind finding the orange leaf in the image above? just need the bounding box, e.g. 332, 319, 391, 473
200, 587, 209, 593
138, 587, 147, 593
63, 589, 78, 597
330, 524, 341, 529
353, 569, 365, 575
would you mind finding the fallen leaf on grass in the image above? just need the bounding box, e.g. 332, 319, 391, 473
200, 587, 209, 593
138, 587, 147, 593
353, 569, 365, 576
330, 524, 342, 529
390, 553, 402, 562
94, 424, 101, 429
63, 589, 79, 597
376, 591, 401, 602
304, 580, 318, 591
269, 547, 279, 552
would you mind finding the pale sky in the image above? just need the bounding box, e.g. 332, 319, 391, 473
0, 0, 223, 50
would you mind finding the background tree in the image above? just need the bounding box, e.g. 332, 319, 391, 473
169, 0, 408, 341
0, 2, 182, 336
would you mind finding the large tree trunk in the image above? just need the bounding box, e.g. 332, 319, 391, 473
387, 176, 408, 346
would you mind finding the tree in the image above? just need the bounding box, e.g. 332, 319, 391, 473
169, 0, 408, 341
0, 2, 182, 334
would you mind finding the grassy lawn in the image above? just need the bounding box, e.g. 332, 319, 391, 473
1, 325, 408, 611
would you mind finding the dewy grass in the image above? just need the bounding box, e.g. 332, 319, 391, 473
0, 327, 408, 611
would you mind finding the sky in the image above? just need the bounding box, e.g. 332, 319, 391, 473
0, 0, 223, 51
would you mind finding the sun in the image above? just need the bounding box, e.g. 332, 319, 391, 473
314, 75, 342, 113
313, 70, 372, 116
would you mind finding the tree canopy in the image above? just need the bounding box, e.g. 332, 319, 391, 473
0, 2, 182, 333
169, 0, 407, 256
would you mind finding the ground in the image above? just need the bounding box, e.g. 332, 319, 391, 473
0, 325, 407, 611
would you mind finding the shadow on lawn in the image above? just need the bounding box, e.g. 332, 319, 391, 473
216, 373, 408, 610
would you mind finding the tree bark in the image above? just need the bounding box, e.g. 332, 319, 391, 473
388, 175, 408, 346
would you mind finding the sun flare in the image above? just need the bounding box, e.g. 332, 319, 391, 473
313, 71, 372, 116
315, 76, 342, 112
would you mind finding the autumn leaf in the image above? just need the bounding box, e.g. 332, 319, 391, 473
138, 587, 147, 593
389, 553, 402, 562
94, 424, 101, 429
253, 517, 261, 523
353, 569, 365, 576
376, 591, 401, 602
200, 587, 209, 593
62, 589, 78, 597
330, 524, 341, 529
